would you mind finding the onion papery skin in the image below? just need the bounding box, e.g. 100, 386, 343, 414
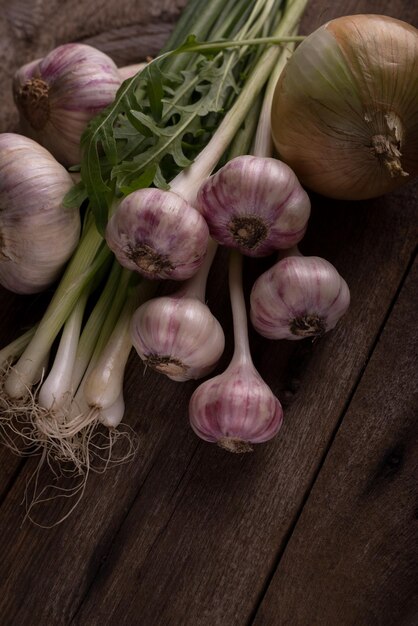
271, 15, 418, 200
189, 363, 283, 450
0, 134, 80, 294
105, 189, 209, 281
131, 296, 225, 382
250, 256, 350, 340
197, 155, 310, 255
13, 43, 121, 167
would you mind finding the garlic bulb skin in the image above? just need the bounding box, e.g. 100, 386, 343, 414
13, 43, 121, 166
250, 255, 350, 340
271, 15, 418, 200
131, 296, 225, 381
197, 155, 310, 255
0, 133, 80, 294
106, 188, 209, 281
189, 362, 283, 453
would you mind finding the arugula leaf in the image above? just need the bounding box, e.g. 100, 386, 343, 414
80, 11, 262, 232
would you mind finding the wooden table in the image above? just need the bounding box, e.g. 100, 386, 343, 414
0, 1, 417, 624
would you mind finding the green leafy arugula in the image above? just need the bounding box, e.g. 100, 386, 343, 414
74, 35, 250, 234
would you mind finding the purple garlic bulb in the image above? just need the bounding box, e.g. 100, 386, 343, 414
197, 155, 311, 256
13, 43, 121, 166
189, 360, 283, 453
105, 188, 209, 281
250, 255, 350, 340
131, 296, 225, 382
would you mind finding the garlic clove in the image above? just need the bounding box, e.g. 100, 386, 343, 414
131, 296, 225, 381
105, 188, 209, 281
197, 155, 310, 256
0, 133, 80, 294
250, 255, 350, 340
13, 43, 122, 166
189, 362, 283, 452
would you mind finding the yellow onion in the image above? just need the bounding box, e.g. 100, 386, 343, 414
0, 133, 80, 294
271, 15, 418, 200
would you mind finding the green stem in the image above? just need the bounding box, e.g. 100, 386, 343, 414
70, 259, 123, 392
228, 250, 252, 365
252, 38, 295, 157
82, 268, 132, 377
170, 0, 308, 202
4, 221, 108, 398
175, 35, 304, 55
227, 94, 264, 160
84, 280, 154, 411
0, 326, 37, 368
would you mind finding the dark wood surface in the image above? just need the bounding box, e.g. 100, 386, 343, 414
0, 1, 417, 625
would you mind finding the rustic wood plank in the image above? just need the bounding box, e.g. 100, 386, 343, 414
0, 1, 417, 625
253, 256, 418, 626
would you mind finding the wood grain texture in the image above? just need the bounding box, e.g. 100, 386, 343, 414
254, 257, 418, 626
0, 1, 417, 625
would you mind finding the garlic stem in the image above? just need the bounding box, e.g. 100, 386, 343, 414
226, 96, 263, 161
38, 289, 89, 412
4, 221, 107, 398
170, 0, 309, 203
181, 238, 218, 301
277, 244, 303, 259
228, 250, 252, 365
252, 40, 296, 158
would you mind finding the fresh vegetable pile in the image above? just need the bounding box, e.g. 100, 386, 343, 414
0, 0, 417, 523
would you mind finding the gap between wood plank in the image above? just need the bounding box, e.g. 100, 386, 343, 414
69, 441, 201, 624
246, 245, 418, 626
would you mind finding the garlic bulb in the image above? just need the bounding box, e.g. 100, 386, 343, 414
0, 133, 80, 294
250, 253, 350, 340
189, 250, 283, 452
13, 43, 121, 166
189, 362, 284, 453
106, 188, 209, 281
131, 297, 225, 382
197, 155, 310, 255
131, 239, 224, 381
271, 15, 418, 200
